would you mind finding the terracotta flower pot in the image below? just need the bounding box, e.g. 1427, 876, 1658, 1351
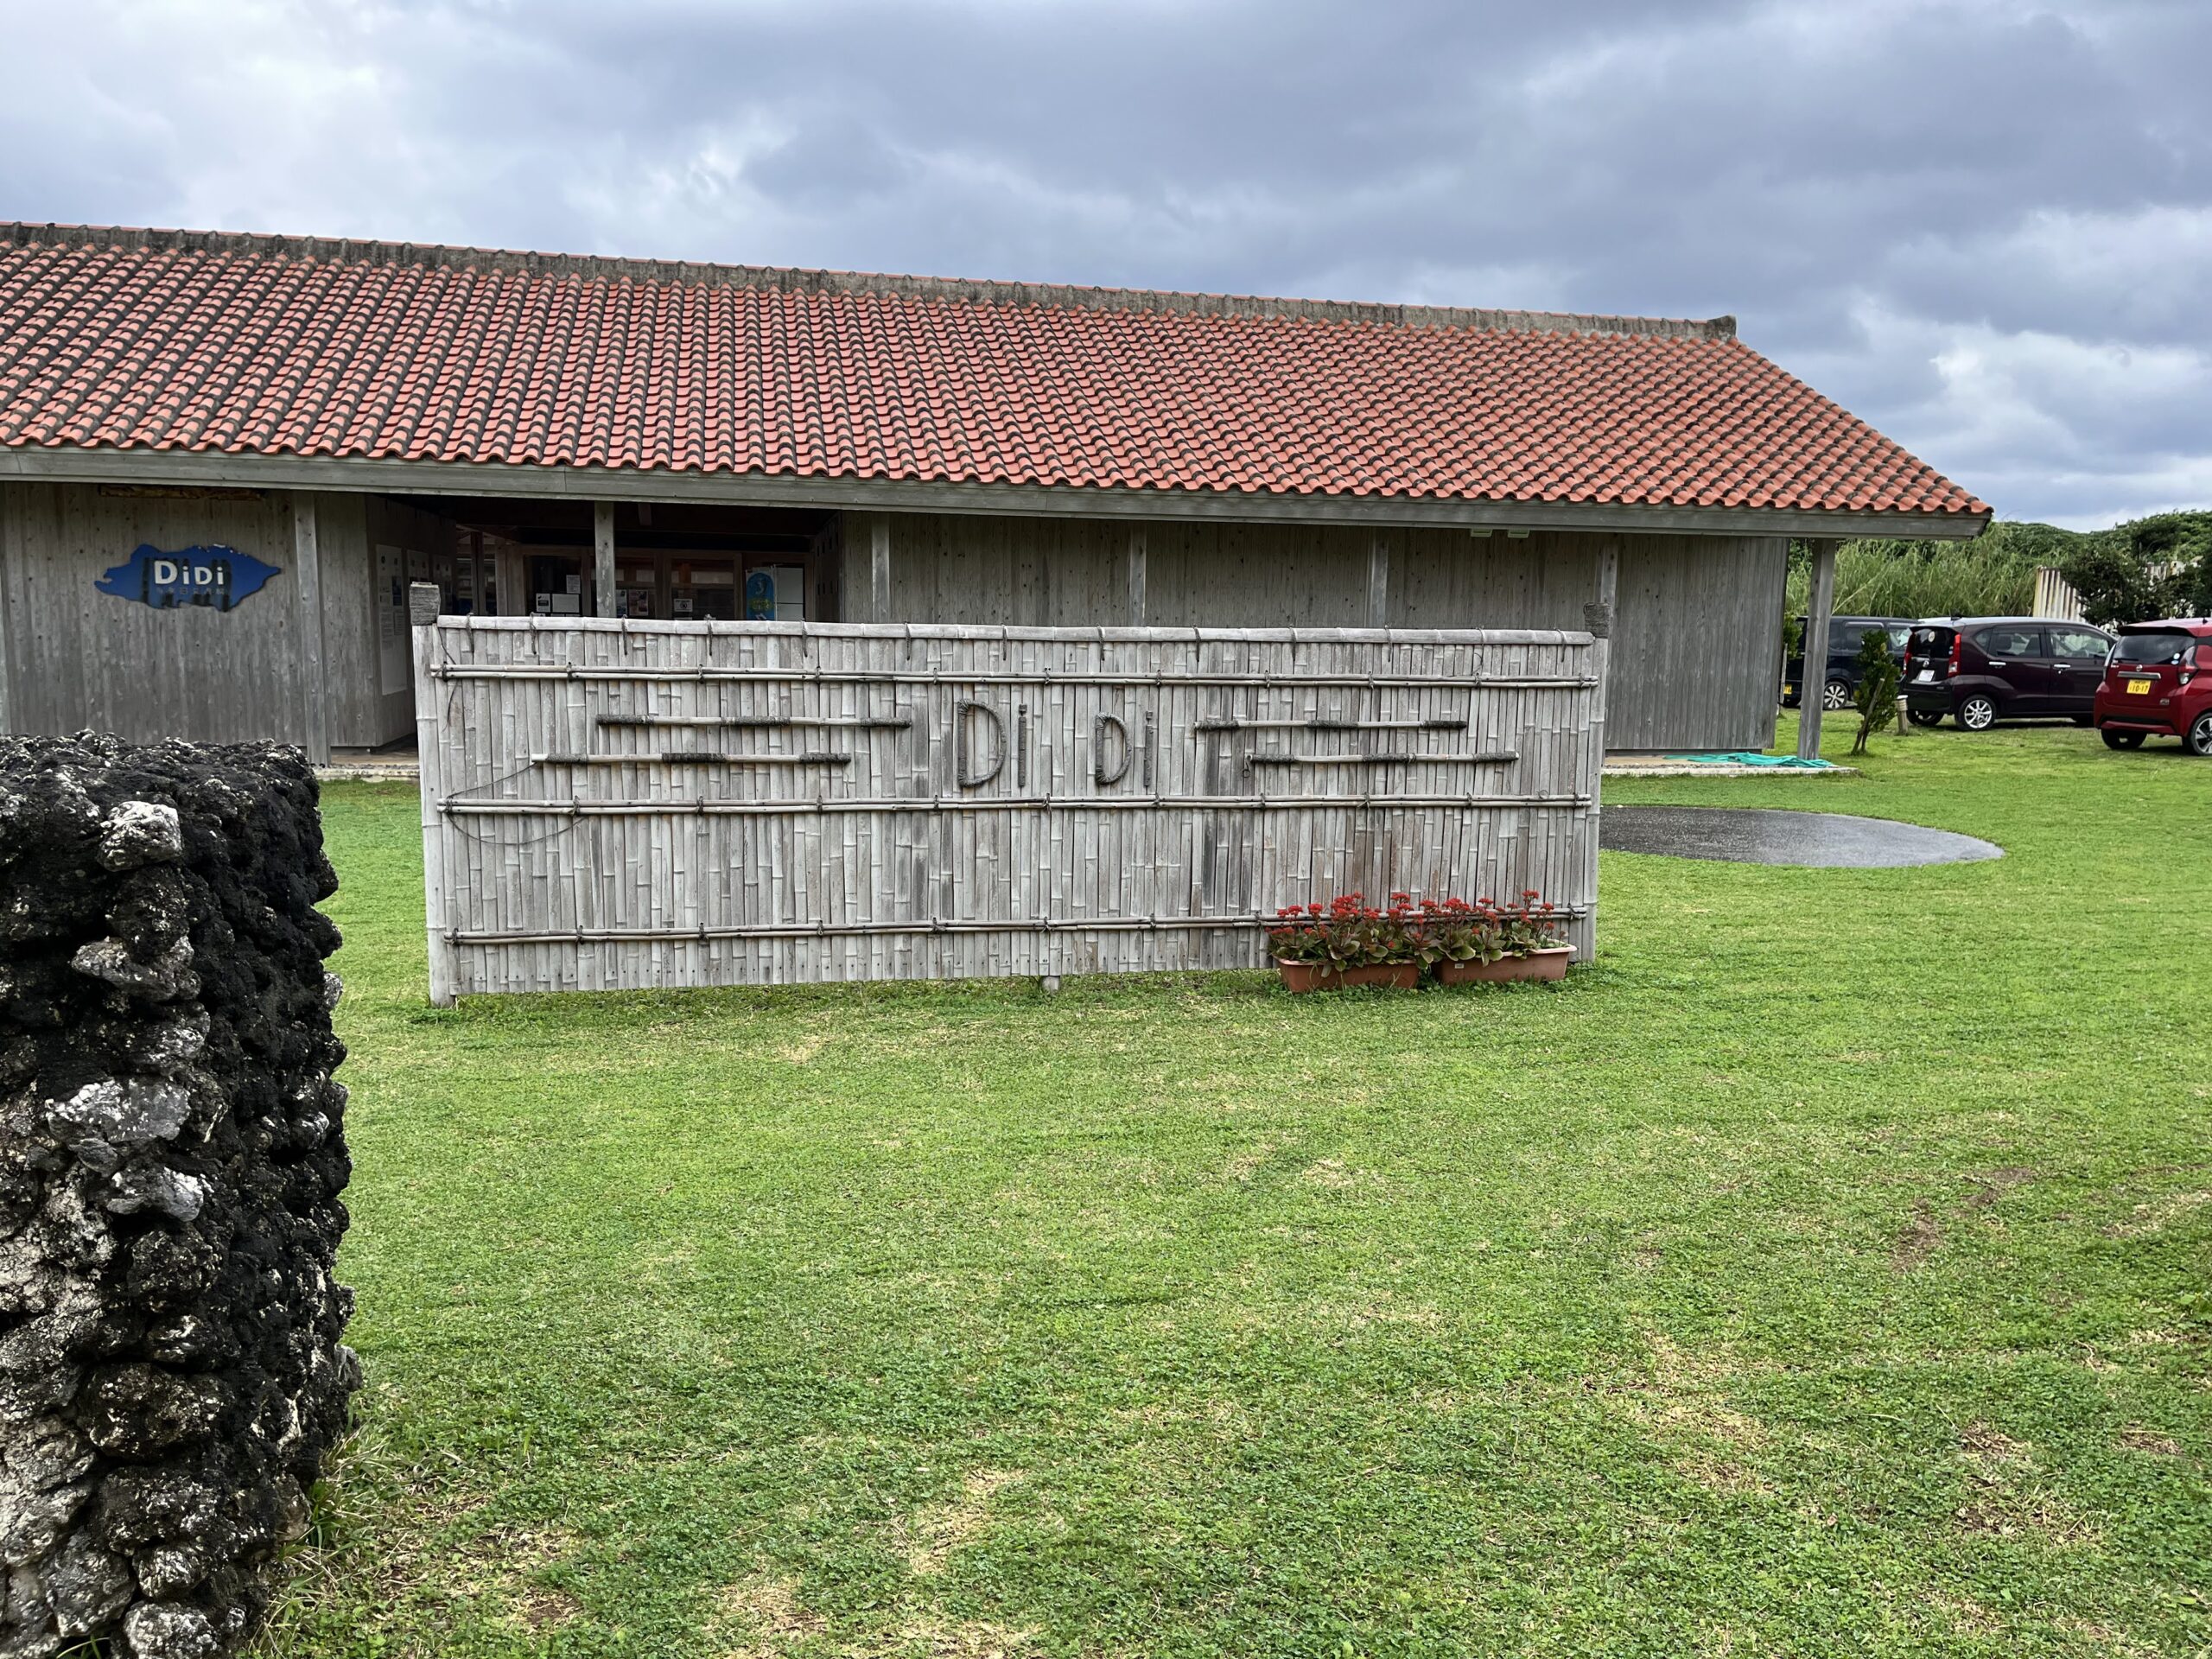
1434, 945, 1573, 985
1275, 959, 1421, 993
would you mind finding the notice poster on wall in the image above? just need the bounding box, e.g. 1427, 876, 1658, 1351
376, 544, 409, 695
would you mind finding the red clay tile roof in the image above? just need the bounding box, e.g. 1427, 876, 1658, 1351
0, 226, 1988, 523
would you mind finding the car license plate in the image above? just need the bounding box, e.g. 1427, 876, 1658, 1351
1914, 668, 1935, 683
1783, 683, 1795, 700
2126, 677, 2153, 695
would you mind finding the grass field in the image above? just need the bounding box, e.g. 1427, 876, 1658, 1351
264, 715, 2212, 1658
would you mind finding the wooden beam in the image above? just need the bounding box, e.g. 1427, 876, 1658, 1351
593, 501, 616, 618
869, 515, 891, 622
0, 485, 16, 737
1589, 537, 1620, 728
412, 613, 459, 1007
291, 492, 330, 764
1581, 536, 1620, 960
1797, 537, 1840, 761
1368, 534, 1390, 627
1128, 526, 1147, 626
0, 448, 1996, 543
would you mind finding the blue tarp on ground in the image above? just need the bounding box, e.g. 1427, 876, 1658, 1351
1662, 752, 1844, 769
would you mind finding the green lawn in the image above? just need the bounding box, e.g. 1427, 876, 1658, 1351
266, 715, 2212, 1658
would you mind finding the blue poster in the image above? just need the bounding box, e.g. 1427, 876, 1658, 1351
96, 543, 282, 612
745, 569, 776, 620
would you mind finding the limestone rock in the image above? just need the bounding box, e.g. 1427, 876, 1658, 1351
94, 803, 183, 873
0, 735, 355, 1657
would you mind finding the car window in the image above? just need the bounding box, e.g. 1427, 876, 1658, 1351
1829, 621, 1887, 652
2111, 629, 2196, 666
1975, 626, 2043, 658
2048, 627, 2111, 662
1908, 626, 1954, 655
1885, 626, 1912, 652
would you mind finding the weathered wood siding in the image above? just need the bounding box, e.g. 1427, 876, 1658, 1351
414, 619, 1604, 1001
0, 481, 424, 752
841, 512, 1783, 751
0, 481, 308, 745
1605, 533, 1789, 752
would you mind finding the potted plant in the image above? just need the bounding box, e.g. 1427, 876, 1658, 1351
1425, 891, 1573, 985
1268, 892, 1422, 992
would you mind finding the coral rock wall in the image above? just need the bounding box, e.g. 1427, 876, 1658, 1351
0, 736, 356, 1659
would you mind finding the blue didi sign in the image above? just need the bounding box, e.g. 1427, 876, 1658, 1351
96, 544, 282, 612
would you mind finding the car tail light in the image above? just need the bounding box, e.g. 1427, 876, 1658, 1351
1946, 636, 1961, 678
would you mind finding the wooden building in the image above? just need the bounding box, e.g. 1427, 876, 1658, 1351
0, 226, 1991, 760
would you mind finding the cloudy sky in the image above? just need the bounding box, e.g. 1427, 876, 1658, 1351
3, 0, 2205, 527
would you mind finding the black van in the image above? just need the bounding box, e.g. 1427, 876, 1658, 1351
1783, 616, 1915, 710
1901, 618, 2115, 730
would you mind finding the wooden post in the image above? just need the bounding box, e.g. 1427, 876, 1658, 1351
593, 502, 616, 619
1128, 527, 1147, 626
291, 492, 330, 765
1589, 540, 1620, 728
1368, 535, 1390, 628
410, 588, 459, 1007
1797, 537, 1839, 760
0, 486, 16, 738
870, 516, 892, 622
1580, 537, 1620, 963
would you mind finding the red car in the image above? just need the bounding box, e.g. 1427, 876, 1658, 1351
2094, 619, 2212, 755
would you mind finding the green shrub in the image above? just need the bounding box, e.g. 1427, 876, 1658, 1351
1847, 624, 1902, 756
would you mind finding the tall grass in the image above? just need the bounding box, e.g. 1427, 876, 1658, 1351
1783, 521, 2069, 619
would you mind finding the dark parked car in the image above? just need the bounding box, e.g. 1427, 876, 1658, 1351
2094, 619, 2212, 755
1901, 618, 2115, 730
1783, 615, 1913, 710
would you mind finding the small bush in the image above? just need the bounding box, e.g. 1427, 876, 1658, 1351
1848, 625, 1902, 755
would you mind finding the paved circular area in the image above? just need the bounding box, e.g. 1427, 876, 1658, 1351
1601, 806, 2003, 868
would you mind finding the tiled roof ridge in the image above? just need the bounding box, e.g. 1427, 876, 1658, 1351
0, 222, 1739, 341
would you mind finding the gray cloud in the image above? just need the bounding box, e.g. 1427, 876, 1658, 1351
3, 0, 2205, 525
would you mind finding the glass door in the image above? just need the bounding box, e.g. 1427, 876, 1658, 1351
742, 563, 808, 620
528, 554, 586, 616
670, 558, 739, 620
616, 558, 658, 620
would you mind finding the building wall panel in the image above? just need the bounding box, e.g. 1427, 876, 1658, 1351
0, 481, 305, 745
1605, 533, 1787, 752
847, 512, 1783, 750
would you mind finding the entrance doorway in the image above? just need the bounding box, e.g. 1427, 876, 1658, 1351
380, 499, 838, 622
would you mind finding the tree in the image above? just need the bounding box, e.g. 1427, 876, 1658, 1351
2058, 512, 2212, 626
1848, 625, 1900, 757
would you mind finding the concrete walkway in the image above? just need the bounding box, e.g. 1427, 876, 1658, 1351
1600, 806, 2002, 868
1601, 755, 1860, 779
318, 749, 421, 783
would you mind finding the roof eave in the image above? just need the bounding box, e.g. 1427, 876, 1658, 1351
0, 447, 1995, 542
